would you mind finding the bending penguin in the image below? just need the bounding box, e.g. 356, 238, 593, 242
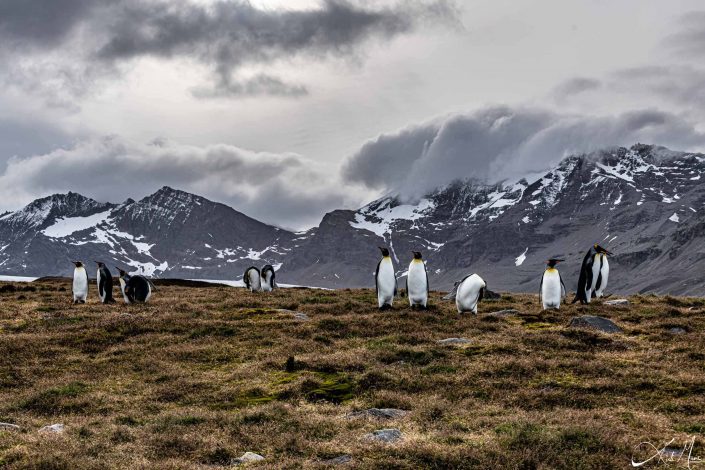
244, 266, 261, 292
260, 265, 277, 292
572, 244, 613, 304
446, 273, 486, 314
540, 258, 566, 310
406, 251, 428, 309
95, 261, 115, 304
375, 247, 397, 309
116, 267, 153, 303
72, 261, 88, 304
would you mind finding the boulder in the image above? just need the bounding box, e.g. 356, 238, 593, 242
322, 455, 352, 465
38, 424, 65, 434
347, 408, 408, 420
0, 423, 20, 431
604, 299, 629, 306
232, 452, 265, 465
437, 337, 471, 346
487, 309, 520, 316
363, 428, 403, 443
568, 316, 622, 333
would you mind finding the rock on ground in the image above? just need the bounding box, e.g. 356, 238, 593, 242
232, 452, 265, 465
604, 299, 630, 306
487, 309, 520, 316
363, 428, 403, 443
437, 337, 471, 345
322, 455, 352, 465
38, 424, 65, 434
568, 315, 622, 333
668, 327, 687, 335
347, 408, 408, 420
0, 423, 20, 431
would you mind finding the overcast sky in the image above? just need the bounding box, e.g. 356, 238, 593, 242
2, 0, 705, 229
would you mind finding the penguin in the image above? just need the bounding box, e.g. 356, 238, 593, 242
375, 247, 397, 309
260, 265, 277, 292
594, 248, 611, 299
453, 273, 486, 314
244, 266, 261, 292
406, 251, 428, 309
94, 261, 115, 304
572, 244, 613, 304
540, 258, 566, 310
72, 261, 88, 304
115, 267, 152, 303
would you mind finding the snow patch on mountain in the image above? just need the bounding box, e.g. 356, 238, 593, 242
350, 197, 435, 237
42, 210, 112, 238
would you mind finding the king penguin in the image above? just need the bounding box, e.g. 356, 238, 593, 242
452, 273, 486, 314
406, 251, 428, 309
244, 266, 261, 292
375, 247, 397, 309
94, 261, 115, 304
260, 265, 277, 292
573, 244, 613, 304
72, 261, 88, 304
116, 267, 153, 303
540, 258, 566, 310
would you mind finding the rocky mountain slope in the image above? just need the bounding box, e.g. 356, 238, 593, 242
1, 144, 704, 295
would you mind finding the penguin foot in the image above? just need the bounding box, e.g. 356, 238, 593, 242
379, 304, 392, 311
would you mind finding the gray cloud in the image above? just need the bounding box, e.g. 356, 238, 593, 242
343, 105, 705, 200
0, 137, 361, 230
0, 0, 457, 101
192, 74, 309, 98
664, 10, 705, 58
552, 77, 602, 100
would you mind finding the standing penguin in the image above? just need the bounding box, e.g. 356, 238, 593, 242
72, 261, 88, 304
594, 248, 611, 299
115, 267, 152, 303
406, 251, 428, 309
94, 261, 115, 304
572, 244, 613, 304
375, 247, 397, 309
260, 265, 277, 292
540, 258, 566, 310
244, 267, 261, 292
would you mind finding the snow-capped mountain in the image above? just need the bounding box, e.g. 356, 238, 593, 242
0, 187, 293, 279
1, 144, 704, 295
282, 144, 705, 295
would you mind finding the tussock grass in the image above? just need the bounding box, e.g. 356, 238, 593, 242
0, 279, 704, 468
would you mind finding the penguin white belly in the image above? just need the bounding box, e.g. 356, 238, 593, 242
119, 278, 130, 303
73, 268, 88, 303
595, 256, 609, 298
407, 261, 428, 307
376, 258, 396, 307
145, 282, 152, 302
456, 274, 485, 314
248, 271, 261, 291
542, 270, 562, 310
261, 273, 273, 292
96, 270, 105, 302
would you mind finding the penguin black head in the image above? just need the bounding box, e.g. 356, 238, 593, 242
378, 247, 390, 257
94, 261, 105, 268
412, 251, 423, 260
115, 266, 128, 277
546, 258, 564, 268
72, 261, 84, 268
594, 244, 613, 255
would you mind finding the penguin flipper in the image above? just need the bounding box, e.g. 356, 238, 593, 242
374, 259, 382, 295
559, 272, 567, 300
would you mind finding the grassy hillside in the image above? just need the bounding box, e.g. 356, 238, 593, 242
1, 279, 704, 468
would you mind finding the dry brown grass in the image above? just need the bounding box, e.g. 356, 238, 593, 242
1, 279, 705, 469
